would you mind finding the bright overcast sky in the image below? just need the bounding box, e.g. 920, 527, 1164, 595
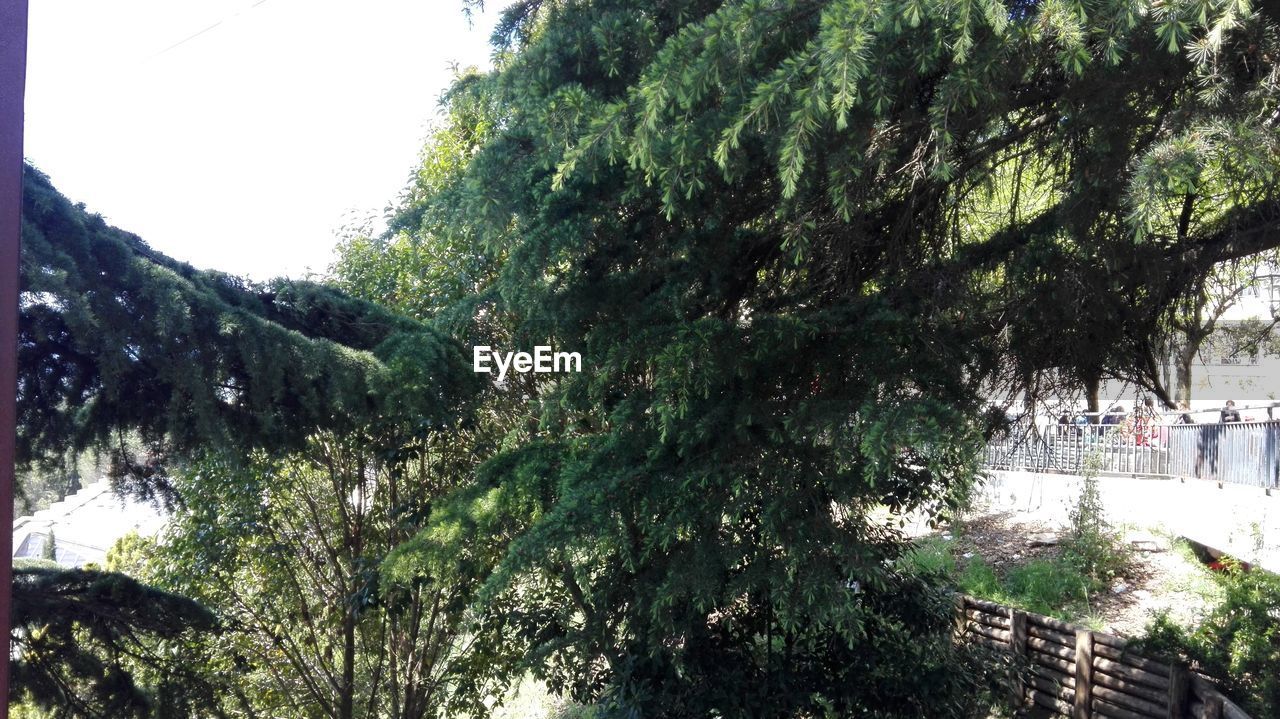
24, 0, 505, 281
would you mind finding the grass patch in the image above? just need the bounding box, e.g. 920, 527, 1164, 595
955, 556, 1000, 598
1003, 560, 1090, 617
898, 535, 956, 577
1164, 540, 1227, 603
900, 536, 1094, 621
944, 555, 1091, 620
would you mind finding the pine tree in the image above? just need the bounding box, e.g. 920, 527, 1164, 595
20, 165, 480, 502
15, 167, 484, 715
377, 0, 1280, 715
10, 567, 220, 717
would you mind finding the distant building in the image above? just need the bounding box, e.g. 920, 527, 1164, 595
12, 478, 166, 567
1183, 268, 1280, 408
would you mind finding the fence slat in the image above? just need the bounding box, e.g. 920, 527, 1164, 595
1093, 671, 1167, 706
1093, 657, 1171, 692
1168, 665, 1188, 719
1034, 652, 1077, 677
1075, 630, 1094, 719
967, 620, 1009, 643
1094, 684, 1166, 717
1032, 663, 1076, 687
1030, 687, 1075, 717
1030, 674, 1074, 702
967, 607, 1010, 629
1095, 643, 1172, 676
1030, 622, 1076, 648
1093, 696, 1157, 719
1031, 636, 1077, 661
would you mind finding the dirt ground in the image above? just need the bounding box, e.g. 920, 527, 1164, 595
943, 511, 1223, 638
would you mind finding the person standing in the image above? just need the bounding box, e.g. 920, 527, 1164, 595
1101, 404, 1125, 432
1133, 397, 1158, 446
1175, 401, 1195, 424
1220, 400, 1242, 423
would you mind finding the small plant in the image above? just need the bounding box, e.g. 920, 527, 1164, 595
1061, 454, 1130, 594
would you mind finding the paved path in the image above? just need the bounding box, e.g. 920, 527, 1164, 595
975, 470, 1280, 573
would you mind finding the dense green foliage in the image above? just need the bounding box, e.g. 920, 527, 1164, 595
143, 436, 493, 719
338, 0, 1270, 715
20, 166, 478, 501
1140, 562, 1280, 717
15, 167, 484, 716
16, 0, 1280, 714
360, 0, 1280, 714
10, 567, 220, 718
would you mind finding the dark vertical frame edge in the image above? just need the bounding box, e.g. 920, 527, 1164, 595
0, 0, 30, 716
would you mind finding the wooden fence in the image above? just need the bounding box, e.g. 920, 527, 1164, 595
955, 595, 1250, 719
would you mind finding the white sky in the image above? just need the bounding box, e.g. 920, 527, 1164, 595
24, 0, 505, 281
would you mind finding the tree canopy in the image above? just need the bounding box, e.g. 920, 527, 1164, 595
14, 0, 1280, 716
13, 167, 482, 716
367, 0, 1280, 715
19, 166, 479, 501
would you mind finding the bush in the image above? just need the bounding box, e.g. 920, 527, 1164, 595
1138, 562, 1280, 717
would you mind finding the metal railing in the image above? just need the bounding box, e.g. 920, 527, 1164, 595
983, 419, 1280, 489
1164, 421, 1280, 489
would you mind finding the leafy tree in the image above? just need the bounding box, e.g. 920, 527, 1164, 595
371, 0, 1280, 716
1158, 242, 1279, 404
331, 69, 505, 325
145, 433, 493, 719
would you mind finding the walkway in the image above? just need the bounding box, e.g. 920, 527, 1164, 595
977, 470, 1280, 574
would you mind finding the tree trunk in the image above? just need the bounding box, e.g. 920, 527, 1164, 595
1176, 346, 1196, 405
1084, 373, 1101, 422
341, 601, 356, 719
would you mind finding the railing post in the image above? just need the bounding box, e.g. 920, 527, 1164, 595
1074, 629, 1093, 719
953, 594, 966, 639
1168, 663, 1188, 718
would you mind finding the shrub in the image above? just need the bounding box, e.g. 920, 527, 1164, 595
1061, 459, 1130, 593
1138, 562, 1280, 717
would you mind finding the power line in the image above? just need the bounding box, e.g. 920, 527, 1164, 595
144, 0, 272, 61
